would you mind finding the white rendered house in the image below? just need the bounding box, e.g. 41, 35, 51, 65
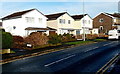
46, 12, 78, 35
2, 9, 49, 37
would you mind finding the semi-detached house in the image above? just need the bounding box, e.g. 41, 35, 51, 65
71, 14, 93, 35
46, 12, 79, 35
2, 9, 55, 37
93, 13, 120, 34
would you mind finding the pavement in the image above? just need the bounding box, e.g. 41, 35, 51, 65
1, 40, 120, 74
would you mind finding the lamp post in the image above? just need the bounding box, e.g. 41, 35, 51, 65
83, 0, 85, 41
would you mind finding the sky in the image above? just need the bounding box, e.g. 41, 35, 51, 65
0, 1, 119, 18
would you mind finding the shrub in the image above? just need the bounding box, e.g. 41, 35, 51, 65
13, 36, 24, 42
0, 28, 5, 32
86, 34, 98, 40
48, 34, 62, 45
12, 36, 25, 49
24, 32, 48, 47
2, 32, 13, 49
62, 33, 76, 42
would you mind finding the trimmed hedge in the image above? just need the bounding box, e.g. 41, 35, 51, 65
2, 32, 13, 49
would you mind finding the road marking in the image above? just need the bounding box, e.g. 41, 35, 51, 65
44, 54, 75, 67
103, 42, 116, 47
84, 47, 99, 52
93, 47, 99, 49
103, 44, 109, 46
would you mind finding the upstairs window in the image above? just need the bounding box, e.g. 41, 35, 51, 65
89, 20, 91, 24
83, 20, 87, 24
26, 17, 34, 23
99, 18, 104, 23
39, 18, 42, 23
59, 19, 62, 24
59, 19, 65, 24
68, 20, 71, 24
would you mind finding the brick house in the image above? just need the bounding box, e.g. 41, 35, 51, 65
93, 13, 120, 34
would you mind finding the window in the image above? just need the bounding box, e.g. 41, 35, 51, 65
39, 18, 42, 23
63, 19, 65, 24
68, 20, 71, 24
88, 20, 90, 24
99, 18, 104, 23
99, 26, 103, 30
26, 17, 34, 23
83, 20, 86, 24
118, 30, 120, 33
13, 26, 16, 29
59, 19, 65, 24
59, 19, 62, 24
76, 30, 80, 35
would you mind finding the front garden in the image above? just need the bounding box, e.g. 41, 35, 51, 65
1, 30, 107, 61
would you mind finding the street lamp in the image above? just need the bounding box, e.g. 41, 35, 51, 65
83, 0, 85, 41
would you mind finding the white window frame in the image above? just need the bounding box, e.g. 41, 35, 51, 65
68, 20, 71, 24
26, 17, 34, 23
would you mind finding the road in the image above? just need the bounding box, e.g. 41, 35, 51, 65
2, 40, 120, 73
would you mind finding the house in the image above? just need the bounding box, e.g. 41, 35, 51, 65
2, 9, 53, 37
46, 12, 77, 35
71, 14, 93, 35
93, 13, 120, 34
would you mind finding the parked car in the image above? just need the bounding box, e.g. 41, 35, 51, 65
108, 29, 120, 39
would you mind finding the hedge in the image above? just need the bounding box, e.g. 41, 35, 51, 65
2, 32, 13, 49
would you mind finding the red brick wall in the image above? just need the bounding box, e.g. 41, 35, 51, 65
93, 13, 113, 34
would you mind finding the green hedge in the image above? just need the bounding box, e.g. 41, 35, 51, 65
2, 32, 13, 49
48, 34, 62, 45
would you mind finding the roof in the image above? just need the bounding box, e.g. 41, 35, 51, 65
47, 27, 57, 30
25, 27, 49, 30
2, 9, 46, 20
2, 9, 35, 20
106, 13, 120, 18
25, 27, 56, 31
114, 23, 120, 25
94, 12, 120, 19
71, 14, 87, 20
45, 12, 67, 20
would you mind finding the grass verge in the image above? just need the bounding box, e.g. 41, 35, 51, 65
64, 41, 93, 45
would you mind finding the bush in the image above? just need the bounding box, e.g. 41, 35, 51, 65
62, 33, 76, 42
13, 36, 24, 42
86, 34, 98, 40
48, 34, 62, 45
12, 36, 25, 49
2, 32, 13, 49
24, 32, 48, 47
0, 28, 5, 32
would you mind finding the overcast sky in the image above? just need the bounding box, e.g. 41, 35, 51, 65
0, 0, 119, 18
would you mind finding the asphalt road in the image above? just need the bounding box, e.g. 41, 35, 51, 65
2, 40, 120, 74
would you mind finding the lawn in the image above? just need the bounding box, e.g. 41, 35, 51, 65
93, 39, 106, 42
64, 41, 93, 45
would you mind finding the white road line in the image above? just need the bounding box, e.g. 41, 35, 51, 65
103, 44, 109, 46
44, 54, 75, 67
103, 42, 115, 46
84, 47, 99, 52
93, 47, 99, 49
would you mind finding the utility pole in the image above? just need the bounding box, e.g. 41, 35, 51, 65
83, 0, 85, 41
118, 1, 120, 13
